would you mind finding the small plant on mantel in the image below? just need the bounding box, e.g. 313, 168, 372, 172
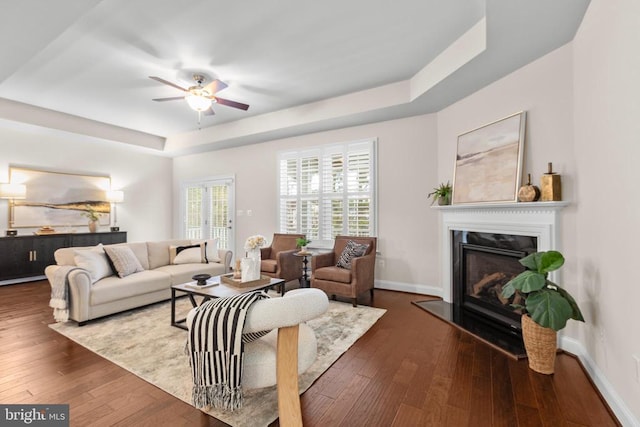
501, 250, 584, 374
427, 181, 452, 206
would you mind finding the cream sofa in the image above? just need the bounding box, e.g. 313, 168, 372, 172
45, 239, 232, 325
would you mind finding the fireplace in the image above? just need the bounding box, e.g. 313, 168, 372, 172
453, 231, 537, 332
413, 202, 566, 358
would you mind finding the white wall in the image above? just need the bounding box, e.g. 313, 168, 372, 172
173, 114, 441, 293
436, 43, 578, 304
573, 0, 640, 423
435, 1, 640, 422
0, 122, 173, 242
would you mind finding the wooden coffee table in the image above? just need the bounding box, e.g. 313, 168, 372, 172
170, 275, 285, 330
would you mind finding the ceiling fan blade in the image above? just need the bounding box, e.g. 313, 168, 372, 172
203, 79, 228, 94
152, 96, 184, 102
149, 76, 187, 92
214, 97, 250, 111
204, 107, 215, 116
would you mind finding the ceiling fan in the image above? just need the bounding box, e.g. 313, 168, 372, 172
149, 74, 249, 117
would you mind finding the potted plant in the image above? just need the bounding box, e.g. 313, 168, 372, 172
501, 250, 585, 374
427, 181, 452, 206
81, 204, 101, 233
296, 237, 311, 253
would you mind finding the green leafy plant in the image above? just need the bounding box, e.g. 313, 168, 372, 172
427, 181, 452, 205
296, 237, 311, 248
501, 250, 584, 331
80, 204, 101, 222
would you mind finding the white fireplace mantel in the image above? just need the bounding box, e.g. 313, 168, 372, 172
434, 201, 569, 303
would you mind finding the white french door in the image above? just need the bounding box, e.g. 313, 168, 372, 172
182, 177, 235, 254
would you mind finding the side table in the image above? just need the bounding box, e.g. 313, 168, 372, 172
294, 251, 312, 287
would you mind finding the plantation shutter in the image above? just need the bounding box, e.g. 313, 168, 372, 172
278, 139, 376, 245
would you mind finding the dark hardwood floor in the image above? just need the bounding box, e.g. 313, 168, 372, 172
0, 280, 619, 426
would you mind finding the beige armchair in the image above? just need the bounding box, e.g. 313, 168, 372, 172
311, 236, 377, 307
260, 233, 305, 293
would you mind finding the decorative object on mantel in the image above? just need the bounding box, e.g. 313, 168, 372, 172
452, 111, 526, 205
242, 234, 267, 282
540, 162, 562, 201
427, 181, 452, 206
518, 174, 541, 202
501, 250, 584, 374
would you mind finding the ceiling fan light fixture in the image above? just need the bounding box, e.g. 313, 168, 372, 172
185, 88, 212, 111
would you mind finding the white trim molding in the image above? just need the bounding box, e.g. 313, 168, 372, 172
559, 336, 639, 427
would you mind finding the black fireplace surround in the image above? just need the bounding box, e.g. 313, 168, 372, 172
414, 231, 537, 357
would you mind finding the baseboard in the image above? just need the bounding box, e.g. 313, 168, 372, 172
374, 279, 442, 298
0, 275, 46, 286
559, 335, 639, 427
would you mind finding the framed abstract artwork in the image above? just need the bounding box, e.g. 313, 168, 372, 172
9, 167, 111, 228
452, 112, 526, 204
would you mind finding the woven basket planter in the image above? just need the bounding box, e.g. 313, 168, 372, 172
521, 314, 557, 374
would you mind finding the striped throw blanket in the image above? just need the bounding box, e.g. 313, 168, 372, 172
188, 291, 269, 411
49, 266, 80, 322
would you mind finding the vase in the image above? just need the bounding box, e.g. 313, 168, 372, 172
437, 194, 451, 206
241, 248, 261, 282
88, 220, 98, 233
521, 314, 557, 374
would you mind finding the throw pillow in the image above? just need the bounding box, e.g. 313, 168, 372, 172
170, 243, 206, 265
104, 246, 144, 278
336, 240, 369, 269
73, 244, 113, 283
191, 239, 221, 263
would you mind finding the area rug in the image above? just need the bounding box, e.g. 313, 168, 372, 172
49, 296, 386, 427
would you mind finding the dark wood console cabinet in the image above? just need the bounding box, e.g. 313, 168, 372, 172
0, 231, 127, 284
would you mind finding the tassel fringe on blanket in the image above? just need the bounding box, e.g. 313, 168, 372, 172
49, 266, 80, 322
188, 291, 269, 411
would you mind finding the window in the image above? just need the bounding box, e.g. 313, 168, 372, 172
278, 139, 376, 245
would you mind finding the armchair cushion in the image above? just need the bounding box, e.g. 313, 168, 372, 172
314, 266, 352, 283
261, 259, 278, 273
336, 240, 369, 269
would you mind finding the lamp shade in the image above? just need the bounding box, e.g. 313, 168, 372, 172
106, 190, 124, 203
0, 183, 26, 199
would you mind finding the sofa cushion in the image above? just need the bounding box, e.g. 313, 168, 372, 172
90, 270, 172, 305
154, 262, 227, 285
336, 240, 369, 269
105, 242, 150, 270
192, 239, 220, 262
104, 246, 144, 278
73, 244, 113, 283
147, 240, 191, 269
55, 245, 92, 266
170, 243, 206, 264
314, 266, 352, 283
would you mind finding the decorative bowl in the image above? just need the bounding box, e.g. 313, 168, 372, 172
192, 274, 211, 286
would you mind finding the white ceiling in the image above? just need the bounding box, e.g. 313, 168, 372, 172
0, 0, 589, 155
